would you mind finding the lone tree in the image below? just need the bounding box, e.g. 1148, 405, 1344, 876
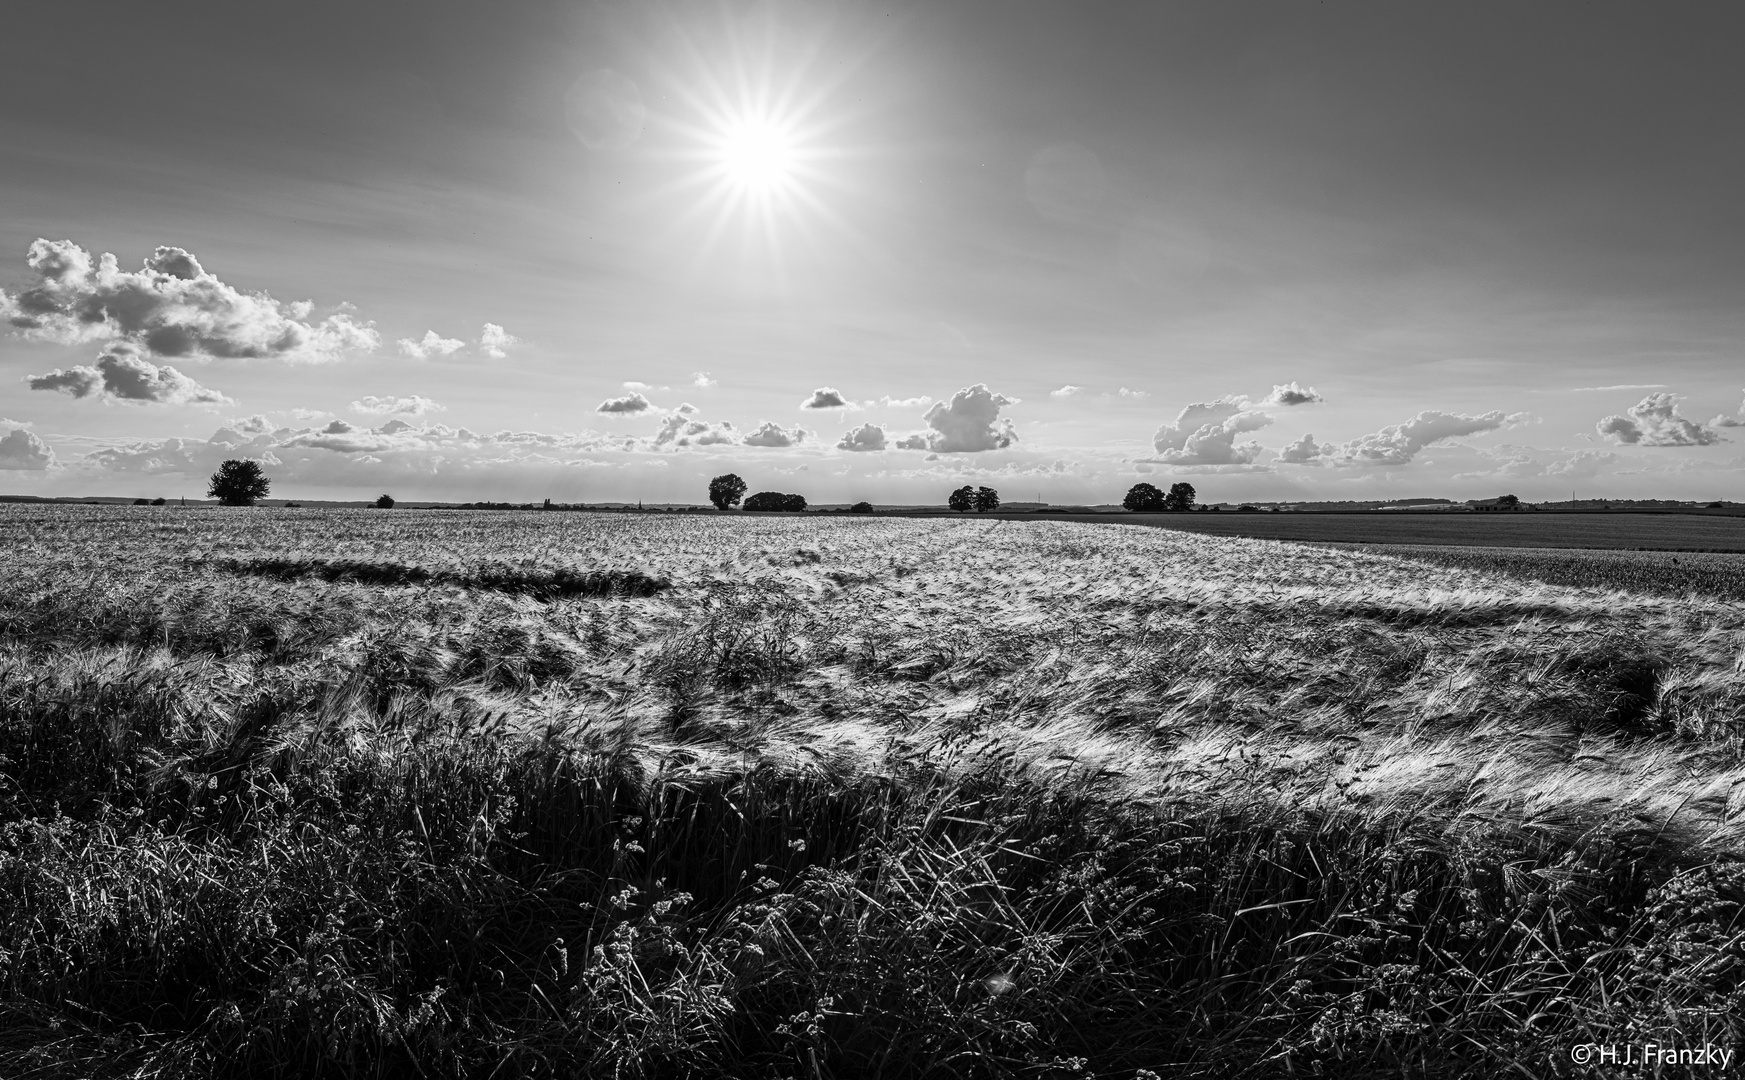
849, 501, 873, 514
375, 494, 396, 509
973, 486, 1000, 512
948, 485, 975, 512
1123, 482, 1166, 512
208, 459, 271, 506
708, 473, 747, 510
1164, 482, 1196, 512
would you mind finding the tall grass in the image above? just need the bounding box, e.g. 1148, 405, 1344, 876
1, 506, 1743, 1077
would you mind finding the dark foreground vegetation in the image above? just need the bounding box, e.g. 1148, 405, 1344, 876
2, 507, 1743, 1078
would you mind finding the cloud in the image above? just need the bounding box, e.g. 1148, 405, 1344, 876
894, 433, 930, 450
478, 323, 520, 359
622, 381, 652, 391
227, 414, 277, 435
1151, 397, 1273, 465
79, 421, 665, 491
1117, 387, 1148, 399
911, 383, 1019, 453
743, 421, 807, 447
351, 394, 447, 416
800, 387, 858, 411
27, 344, 233, 406
1282, 410, 1522, 466
1275, 432, 1326, 465
1546, 449, 1618, 478
397, 330, 464, 359
836, 423, 887, 452
1262, 381, 1324, 406
653, 415, 736, 447
597, 392, 653, 415
0, 238, 378, 362
0, 428, 54, 471
689, 371, 717, 387
1710, 389, 1745, 428
1050, 385, 1083, 398
1571, 384, 1668, 392
878, 394, 932, 409
1596, 393, 1725, 446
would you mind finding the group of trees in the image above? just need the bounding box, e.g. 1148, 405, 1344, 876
208, 462, 1206, 516
743, 491, 808, 512
709, 475, 809, 512
1122, 482, 1196, 512
948, 485, 1001, 512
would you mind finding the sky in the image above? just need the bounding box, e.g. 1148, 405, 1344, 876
2, 0, 1743, 504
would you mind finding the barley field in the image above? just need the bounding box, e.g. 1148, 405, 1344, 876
3, 505, 1743, 1078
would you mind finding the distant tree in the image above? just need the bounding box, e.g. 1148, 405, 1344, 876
973, 486, 1000, 512
207, 459, 271, 506
744, 491, 798, 511
375, 494, 396, 509
1497, 494, 1520, 509
948, 485, 975, 512
849, 501, 874, 514
149, 497, 167, 506
709, 473, 748, 510
1123, 482, 1166, 512
1164, 482, 1196, 512
782, 493, 808, 512
132, 498, 150, 506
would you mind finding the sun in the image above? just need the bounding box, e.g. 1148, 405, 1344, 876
716, 115, 798, 195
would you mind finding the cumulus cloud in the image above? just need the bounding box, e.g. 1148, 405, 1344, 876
909, 384, 1019, 453
1280, 410, 1522, 467
689, 371, 717, 387
800, 387, 858, 411
743, 421, 807, 447
0, 238, 378, 362
397, 330, 464, 359
478, 323, 520, 359
1050, 385, 1083, 397
1151, 397, 1273, 465
1596, 393, 1725, 446
1709, 389, 1745, 428
597, 392, 653, 415
0, 428, 54, 470
351, 394, 446, 416
227, 414, 277, 435
27, 344, 233, 406
878, 394, 932, 409
1275, 432, 1327, 465
1117, 387, 1148, 399
836, 423, 887, 452
1546, 449, 1619, 478
1263, 381, 1324, 406
653, 414, 736, 447
894, 433, 930, 451
622, 381, 652, 391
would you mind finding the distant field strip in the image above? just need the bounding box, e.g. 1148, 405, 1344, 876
1071, 509, 1745, 549
205, 554, 671, 598
1331, 543, 1745, 602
